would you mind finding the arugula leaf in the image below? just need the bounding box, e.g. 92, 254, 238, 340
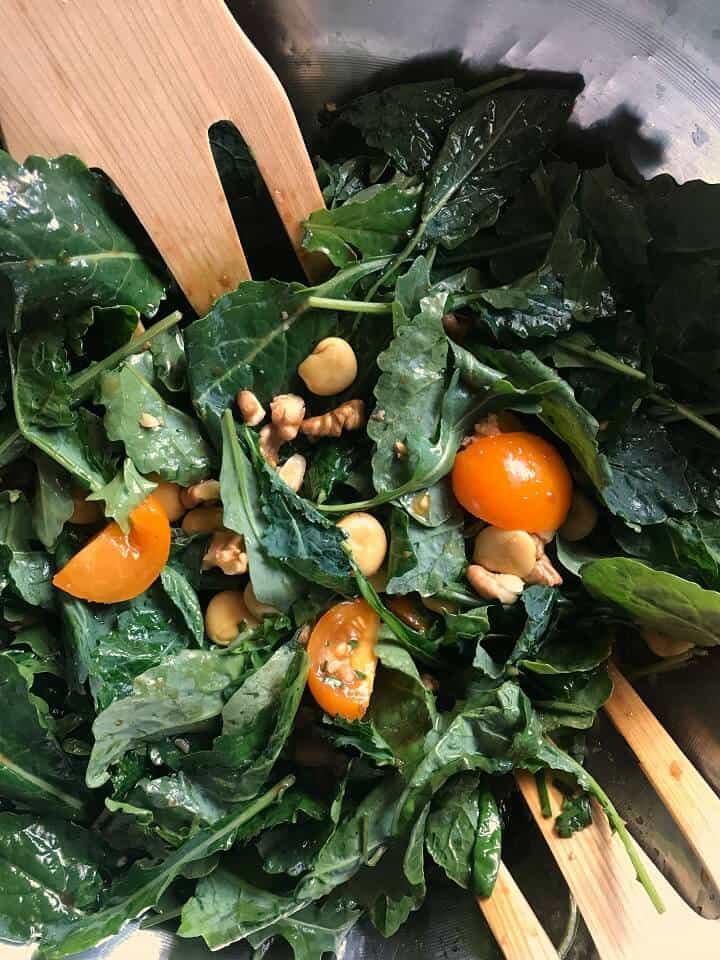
220, 412, 302, 611
519, 633, 611, 675
321, 715, 400, 767
13, 333, 76, 428
0, 814, 103, 943
303, 181, 422, 267
87, 459, 157, 533
582, 557, 720, 647
86, 648, 249, 788
0, 490, 54, 609
369, 275, 449, 493
0, 653, 87, 818
100, 362, 212, 485
40, 777, 294, 960
31, 453, 74, 550
341, 80, 465, 175
386, 506, 466, 596
602, 414, 695, 525
0, 152, 165, 330
422, 89, 574, 248
150, 327, 187, 392
304, 440, 355, 504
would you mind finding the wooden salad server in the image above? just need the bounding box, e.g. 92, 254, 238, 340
477, 663, 720, 959
0, 0, 326, 315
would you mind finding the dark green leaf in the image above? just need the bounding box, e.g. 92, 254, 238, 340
425, 772, 481, 889
0, 152, 165, 329
86, 648, 249, 788
13, 333, 75, 428
303, 181, 422, 267
31, 453, 74, 549
0, 814, 102, 943
100, 362, 212, 485
304, 440, 355, 504
472, 787, 502, 897
219, 412, 302, 611
341, 79, 464, 175
386, 506, 467, 597
159, 565, 204, 645
602, 414, 695, 525
422, 90, 574, 248
0, 653, 87, 818
644, 174, 720, 254
555, 792, 592, 838
150, 327, 187, 392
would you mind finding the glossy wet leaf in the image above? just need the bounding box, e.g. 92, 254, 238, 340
31, 453, 74, 549
87, 458, 157, 533
100, 362, 212, 485
0, 152, 166, 330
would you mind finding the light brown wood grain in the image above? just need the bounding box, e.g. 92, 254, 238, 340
517, 770, 719, 960
476, 861, 559, 960
0, 0, 326, 314
604, 662, 720, 891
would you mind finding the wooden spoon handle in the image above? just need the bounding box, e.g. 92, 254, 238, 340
476, 861, 559, 960
604, 662, 720, 889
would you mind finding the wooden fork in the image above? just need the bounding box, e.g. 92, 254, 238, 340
478, 663, 720, 960
0, 0, 327, 315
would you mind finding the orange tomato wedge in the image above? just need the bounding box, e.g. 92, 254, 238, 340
307, 598, 379, 721
53, 494, 170, 603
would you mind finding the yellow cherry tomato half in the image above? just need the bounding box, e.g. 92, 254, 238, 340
307, 598, 380, 721
451, 431, 573, 532
53, 494, 170, 603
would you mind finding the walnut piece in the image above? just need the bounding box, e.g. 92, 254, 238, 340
202, 531, 248, 576
259, 393, 306, 466
526, 535, 563, 586
301, 399, 365, 438
181, 479, 220, 509
236, 389, 266, 426
467, 564, 524, 604
138, 412, 162, 429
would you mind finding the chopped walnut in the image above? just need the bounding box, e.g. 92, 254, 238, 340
271, 394, 306, 442
301, 399, 365, 438
526, 553, 563, 587
237, 389, 265, 426
259, 393, 306, 466
467, 564, 524, 604
138, 412, 162, 429
526, 535, 563, 586
394, 440, 407, 458
202, 531, 248, 576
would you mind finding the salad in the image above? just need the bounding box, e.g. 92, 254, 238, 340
0, 72, 719, 958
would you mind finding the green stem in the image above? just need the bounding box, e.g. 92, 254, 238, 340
462, 70, 527, 101
70, 310, 182, 398
557, 893, 579, 960
535, 771, 552, 818
305, 296, 392, 315
553, 745, 665, 914
649, 394, 720, 441
365, 222, 430, 302
558, 341, 647, 380
559, 340, 720, 441
652, 401, 720, 423
141, 906, 183, 929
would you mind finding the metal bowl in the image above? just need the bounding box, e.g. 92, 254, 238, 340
6, 2, 720, 957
